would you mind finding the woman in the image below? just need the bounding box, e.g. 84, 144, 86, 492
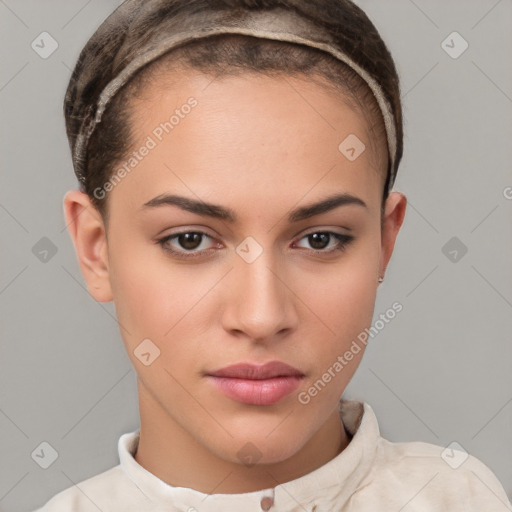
36, 0, 511, 510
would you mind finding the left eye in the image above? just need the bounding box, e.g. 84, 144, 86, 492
295, 231, 354, 253
157, 230, 354, 259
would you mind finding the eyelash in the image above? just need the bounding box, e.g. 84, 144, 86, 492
156, 230, 354, 260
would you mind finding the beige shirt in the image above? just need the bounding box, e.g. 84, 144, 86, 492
35, 400, 511, 511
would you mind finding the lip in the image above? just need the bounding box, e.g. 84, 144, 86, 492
206, 361, 305, 405
208, 361, 304, 379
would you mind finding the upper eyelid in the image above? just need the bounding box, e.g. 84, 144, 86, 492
162, 226, 351, 237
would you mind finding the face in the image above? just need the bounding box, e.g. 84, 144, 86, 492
65, 67, 406, 468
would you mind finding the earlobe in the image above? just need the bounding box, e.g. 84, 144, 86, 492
379, 191, 407, 278
63, 190, 113, 302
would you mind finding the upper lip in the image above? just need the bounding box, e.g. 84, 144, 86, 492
207, 361, 304, 380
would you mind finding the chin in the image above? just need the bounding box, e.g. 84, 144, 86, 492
209, 423, 312, 467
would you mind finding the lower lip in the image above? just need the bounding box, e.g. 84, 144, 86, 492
206, 375, 303, 405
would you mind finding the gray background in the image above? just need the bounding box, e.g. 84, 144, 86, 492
0, 0, 511, 510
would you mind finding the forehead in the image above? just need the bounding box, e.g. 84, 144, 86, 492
108, 68, 383, 217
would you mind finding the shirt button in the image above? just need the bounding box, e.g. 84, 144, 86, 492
260, 496, 274, 510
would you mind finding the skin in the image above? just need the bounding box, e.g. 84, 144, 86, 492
63, 68, 406, 494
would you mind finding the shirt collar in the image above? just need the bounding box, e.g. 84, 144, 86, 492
118, 399, 379, 511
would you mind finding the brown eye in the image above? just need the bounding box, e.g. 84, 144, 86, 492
177, 232, 203, 250
157, 231, 218, 259
295, 231, 354, 254
308, 233, 330, 250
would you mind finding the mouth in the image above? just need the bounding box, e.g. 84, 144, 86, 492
205, 361, 305, 406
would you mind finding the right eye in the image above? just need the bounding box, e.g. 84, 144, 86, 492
157, 231, 220, 259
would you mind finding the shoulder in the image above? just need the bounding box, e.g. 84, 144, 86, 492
358, 436, 511, 510
34, 464, 150, 512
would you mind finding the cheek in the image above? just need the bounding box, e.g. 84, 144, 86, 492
108, 238, 208, 351
306, 240, 379, 330
304, 272, 376, 369
297, 236, 380, 380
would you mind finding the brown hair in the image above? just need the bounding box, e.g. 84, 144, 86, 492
64, 0, 403, 224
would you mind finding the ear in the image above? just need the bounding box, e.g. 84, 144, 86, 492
379, 191, 407, 278
63, 189, 113, 302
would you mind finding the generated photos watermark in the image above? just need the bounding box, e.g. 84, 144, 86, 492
93, 97, 198, 200
298, 301, 403, 405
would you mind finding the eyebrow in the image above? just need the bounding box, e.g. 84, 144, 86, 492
141, 192, 367, 223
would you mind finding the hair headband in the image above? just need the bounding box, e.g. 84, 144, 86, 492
71, 4, 398, 191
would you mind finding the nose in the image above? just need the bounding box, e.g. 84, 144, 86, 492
221, 247, 298, 343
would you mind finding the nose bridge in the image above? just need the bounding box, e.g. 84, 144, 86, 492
226, 238, 295, 339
